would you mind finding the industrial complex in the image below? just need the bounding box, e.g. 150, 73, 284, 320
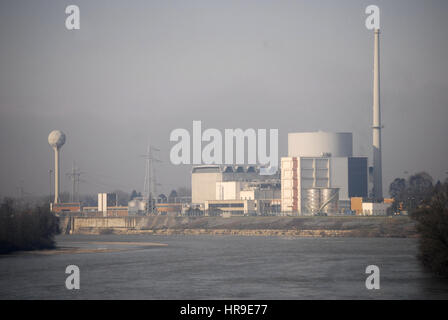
47, 27, 392, 218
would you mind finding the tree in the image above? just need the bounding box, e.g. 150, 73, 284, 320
176, 187, 191, 197
389, 172, 434, 213
389, 178, 406, 199
112, 190, 130, 206
406, 172, 434, 211
0, 199, 60, 254
158, 194, 167, 203
411, 182, 448, 277
408, 172, 433, 195
168, 190, 178, 203
130, 190, 138, 200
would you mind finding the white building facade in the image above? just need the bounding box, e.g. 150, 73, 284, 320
281, 132, 368, 215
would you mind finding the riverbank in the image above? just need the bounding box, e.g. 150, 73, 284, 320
59, 215, 417, 238
0, 202, 60, 254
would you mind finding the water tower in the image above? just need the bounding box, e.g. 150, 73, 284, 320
48, 130, 66, 204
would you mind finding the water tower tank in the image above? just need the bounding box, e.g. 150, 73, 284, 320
48, 130, 66, 149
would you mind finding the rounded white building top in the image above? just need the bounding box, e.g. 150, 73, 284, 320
288, 131, 352, 157
48, 130, 66, 149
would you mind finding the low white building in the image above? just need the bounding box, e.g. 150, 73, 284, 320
361, 202, 391, 216
216, 181, 243, 200
205, 199, 256, 216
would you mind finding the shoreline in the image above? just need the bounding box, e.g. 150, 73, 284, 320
69, 227, 418, 238
59, 215, 417, 238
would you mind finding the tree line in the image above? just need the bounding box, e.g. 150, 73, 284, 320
389, 172, 448, 277
0, 199, 60, 254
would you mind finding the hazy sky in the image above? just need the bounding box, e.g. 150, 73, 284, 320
1, 0, 447, 198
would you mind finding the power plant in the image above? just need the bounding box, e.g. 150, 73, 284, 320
281, 131, 368, 215
48, 130, 66, 204
45, 21, 388, 217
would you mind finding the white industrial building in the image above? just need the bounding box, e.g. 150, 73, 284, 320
216, 181, 242, 201
192, 165, 281, 216
204, 199, 256, 216
192, 165, 279, 205
281, 132, 368, 215
361, 202, 390, 216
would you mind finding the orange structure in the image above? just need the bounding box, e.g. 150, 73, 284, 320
51, 202, 81, 213
350, 197, 363, 215
156, 203, 183, 215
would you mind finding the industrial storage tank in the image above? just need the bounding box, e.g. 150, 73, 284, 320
320, 188, 339, 214
138, 200, 147, 211
128, 199, 147, 215
302, 188, 321, 214
288, 132, 353, 158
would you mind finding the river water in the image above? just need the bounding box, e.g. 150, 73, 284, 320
1, 235, 448, 299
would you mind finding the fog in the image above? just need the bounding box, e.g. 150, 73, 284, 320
1, 0, 447, 198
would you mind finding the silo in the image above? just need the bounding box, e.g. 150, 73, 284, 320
138, 200, 147, 212
128, 200, 138, 215
320, 188, 339, 214
302, 188, 321, 214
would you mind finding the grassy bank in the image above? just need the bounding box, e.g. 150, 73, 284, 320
0, 200, 60, 254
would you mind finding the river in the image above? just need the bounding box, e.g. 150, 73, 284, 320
1, 235, 448, 299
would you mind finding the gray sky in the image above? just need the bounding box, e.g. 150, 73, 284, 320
1, 0, 447, 198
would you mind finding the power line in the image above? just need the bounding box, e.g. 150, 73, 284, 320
66, 161, 84, 203
140, 144, 161, 214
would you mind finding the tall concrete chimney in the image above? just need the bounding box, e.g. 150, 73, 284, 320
372, 29, 383, 200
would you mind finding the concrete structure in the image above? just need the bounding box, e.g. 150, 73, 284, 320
216, 181, 242, 200
239, 185, 281, 215
205, 199, 256, 216
48, 130, 66, 204
281, 132, 368, 215
156, 203, 183, 215
51, 202, 81, 214
192, 165, 224, 204
98, 193, 117, 217
105, 206, 128, 217
351, 197, 392, 216
362, 202, 390, 216
372, 29, 383, 200
240, 188, 280, 201
281, 156, 367, 214
288, 132, 352, 158
192, 165, 278, 204
331, 157, 368, 200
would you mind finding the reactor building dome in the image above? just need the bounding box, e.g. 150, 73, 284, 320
288, 131, 352, 158
48, 130, 66, 149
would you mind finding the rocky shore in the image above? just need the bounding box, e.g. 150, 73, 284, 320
60, 216, 417, 238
